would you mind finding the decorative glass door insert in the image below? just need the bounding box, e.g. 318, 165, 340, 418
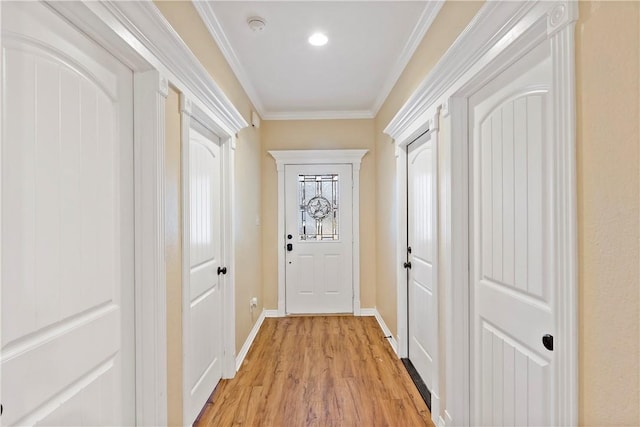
298, 174, 339, 240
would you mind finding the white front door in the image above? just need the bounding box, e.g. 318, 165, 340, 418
407, 132, 438, 394
469, 40, 555, 425
1, 2, 135, 425
284, 164, 353, 314
183, 125, 223, 425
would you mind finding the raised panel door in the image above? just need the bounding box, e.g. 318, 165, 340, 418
284, 164, 353, 314
469, 40, 555, 426
1, 2, 134, 425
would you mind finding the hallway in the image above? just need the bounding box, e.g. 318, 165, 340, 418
195, 316, 434, 426
1, 1, 638, 425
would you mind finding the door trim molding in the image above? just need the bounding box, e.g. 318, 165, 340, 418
18, 2, 248, 424
391, 113, 441, 423
132, 69, 169, 427
47, 1, 248, 135
268, 150, 368, 316
384, 1, 578, 425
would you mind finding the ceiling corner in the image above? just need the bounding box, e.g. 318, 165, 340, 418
370, 0, 446, 116
262, 110, 375, 121
192, 1, 266, 117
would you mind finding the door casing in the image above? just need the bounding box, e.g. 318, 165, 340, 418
269, 150, 368, 316
393, 114, 441, 422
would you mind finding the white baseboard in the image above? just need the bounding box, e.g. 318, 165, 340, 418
361, 307, 398, 356
431, 392, 441, 426
235, 309, 267, 372
263, 309, 280, 318
444, 410, 453, 426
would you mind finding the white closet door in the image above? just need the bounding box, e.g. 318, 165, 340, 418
407, 132, 437, 392
1, 2, 135, 425
183, 126, 223, 425
469, 40, 555, 426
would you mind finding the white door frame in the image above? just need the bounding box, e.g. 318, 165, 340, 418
180, 93, 237, 378
392, 113, 439, 358
391, 112, 441, 421
269, 150, 368, 316
384, 2, 578, 425
0, 2, 247, 424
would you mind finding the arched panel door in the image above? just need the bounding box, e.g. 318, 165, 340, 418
407, 131, 438, 400
183, 126, 223, 425
1, 2, 135, 425
469, 40, 555, 425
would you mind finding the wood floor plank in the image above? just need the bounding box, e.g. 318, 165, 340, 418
194, 316, 435, 427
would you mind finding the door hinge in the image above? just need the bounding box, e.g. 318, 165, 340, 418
403, 261, 412, 269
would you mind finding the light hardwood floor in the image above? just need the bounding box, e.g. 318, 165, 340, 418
195, 316, 434, 426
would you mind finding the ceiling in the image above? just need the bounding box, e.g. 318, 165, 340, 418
193, 1, 444, 120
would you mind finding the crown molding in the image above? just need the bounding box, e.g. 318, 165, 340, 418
193, 1, 373, 121
59, 0, 249, 134
384, 1, 578, 141
262, 110, 375, 121
192, 1, 266, 117
370, 0, 444, 116
194, 1, 443, 121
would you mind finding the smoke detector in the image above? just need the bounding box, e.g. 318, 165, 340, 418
247, 16, 266, 32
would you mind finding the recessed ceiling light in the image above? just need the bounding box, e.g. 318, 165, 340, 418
308, 32, 328, 47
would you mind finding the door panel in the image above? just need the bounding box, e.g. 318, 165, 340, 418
407, 133, 437, 391
284, 164, 353, 314
184, 127, 223, 425
1, 2, 134, 425
470, 41, 554, 425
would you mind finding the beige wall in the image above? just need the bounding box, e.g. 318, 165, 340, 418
261, 119, 377, 310
155, 2, 263, 425
374, 0, 483, 337
576, 2, 639, 424
373, 0, 640, 425
234, 122, 263, 342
